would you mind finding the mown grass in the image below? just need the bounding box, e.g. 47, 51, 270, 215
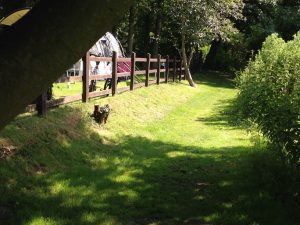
53, 74, 155, 99
0, 72, 299, 225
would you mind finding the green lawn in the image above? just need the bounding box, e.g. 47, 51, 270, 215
0, 72, 298, 225
52, 74, 155, 99
53, 82, 83, 98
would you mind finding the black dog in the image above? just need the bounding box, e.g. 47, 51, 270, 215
93, 104, 110, 124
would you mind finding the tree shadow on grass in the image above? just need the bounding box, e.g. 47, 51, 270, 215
1, 132, 299, 225
1, 90, 299, 225
195, 98, 245, 131
193, 71, 236, 89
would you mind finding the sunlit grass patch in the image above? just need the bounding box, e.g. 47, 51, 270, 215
0, 73, 298, 225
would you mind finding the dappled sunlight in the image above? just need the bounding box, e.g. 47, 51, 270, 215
0, 73, 298, 225
26, 217, 62, 225
3, 131, 271, 224
218, 181, 233, 187
166, 151, 196, 158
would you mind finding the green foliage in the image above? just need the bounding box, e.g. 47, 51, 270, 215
199, 45, 211, 63
165, 0, 244, 50
237, 33, 300, 164
205, 0, 300, 71
205, 32, 250, 71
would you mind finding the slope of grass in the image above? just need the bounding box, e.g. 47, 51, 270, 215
0, 73, 299, 225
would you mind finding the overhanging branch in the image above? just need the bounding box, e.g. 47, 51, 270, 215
0, 0, 133, 130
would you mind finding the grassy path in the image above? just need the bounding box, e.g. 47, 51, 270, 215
0, 73, 298, 225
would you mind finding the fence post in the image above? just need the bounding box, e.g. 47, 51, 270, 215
112, 51, 118, 96
157, 54, 161, 85
82, 51, 90, 102
179, 59, 182, 81
165, 55, 169, 83
173, 56, 176, 82
37, 92, 47, 116
130, 52, 136, 91
145, 53, 151, 87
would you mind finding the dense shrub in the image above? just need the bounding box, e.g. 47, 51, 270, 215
236, 32, 300, 164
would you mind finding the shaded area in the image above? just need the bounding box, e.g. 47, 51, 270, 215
196, 98, 244, 129
194, 71, 236, 89
0, 109, 298, 225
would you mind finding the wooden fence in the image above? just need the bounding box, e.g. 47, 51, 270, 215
27, 51, 185, 116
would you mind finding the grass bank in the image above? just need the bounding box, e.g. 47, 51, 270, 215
0, 72, 299, 225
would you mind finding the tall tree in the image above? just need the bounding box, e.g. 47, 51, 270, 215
165, 0, 244, 87
117, 0, 152, 55
127, 5, 137, 54
152, 0, 164, 57
0, 0, 133, 130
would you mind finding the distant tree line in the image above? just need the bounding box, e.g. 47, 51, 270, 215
114, 0, 244, 86
113, 0, 299, 73
1, 0, 299, 81
205, 0, 300, 71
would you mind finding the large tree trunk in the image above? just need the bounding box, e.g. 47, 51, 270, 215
127, 6, 136, 55
0, 0, 133, 130
181, 34, 196, 87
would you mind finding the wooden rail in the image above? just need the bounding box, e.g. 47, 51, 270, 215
34, 51, 185, 116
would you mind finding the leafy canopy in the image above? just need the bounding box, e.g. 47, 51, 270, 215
165, 0, 244, 48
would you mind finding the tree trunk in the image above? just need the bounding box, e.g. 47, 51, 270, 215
204, 39, 221, 70
190, 45, 202, 73
0, 0, 133, 130
127, 6, 136, 55
144, 13, 152, 54
181, 34, 196, 87
152, 0, 163, 57
187, 49, 194, 68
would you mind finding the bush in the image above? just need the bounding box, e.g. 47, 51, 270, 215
236, 32, 300, 164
